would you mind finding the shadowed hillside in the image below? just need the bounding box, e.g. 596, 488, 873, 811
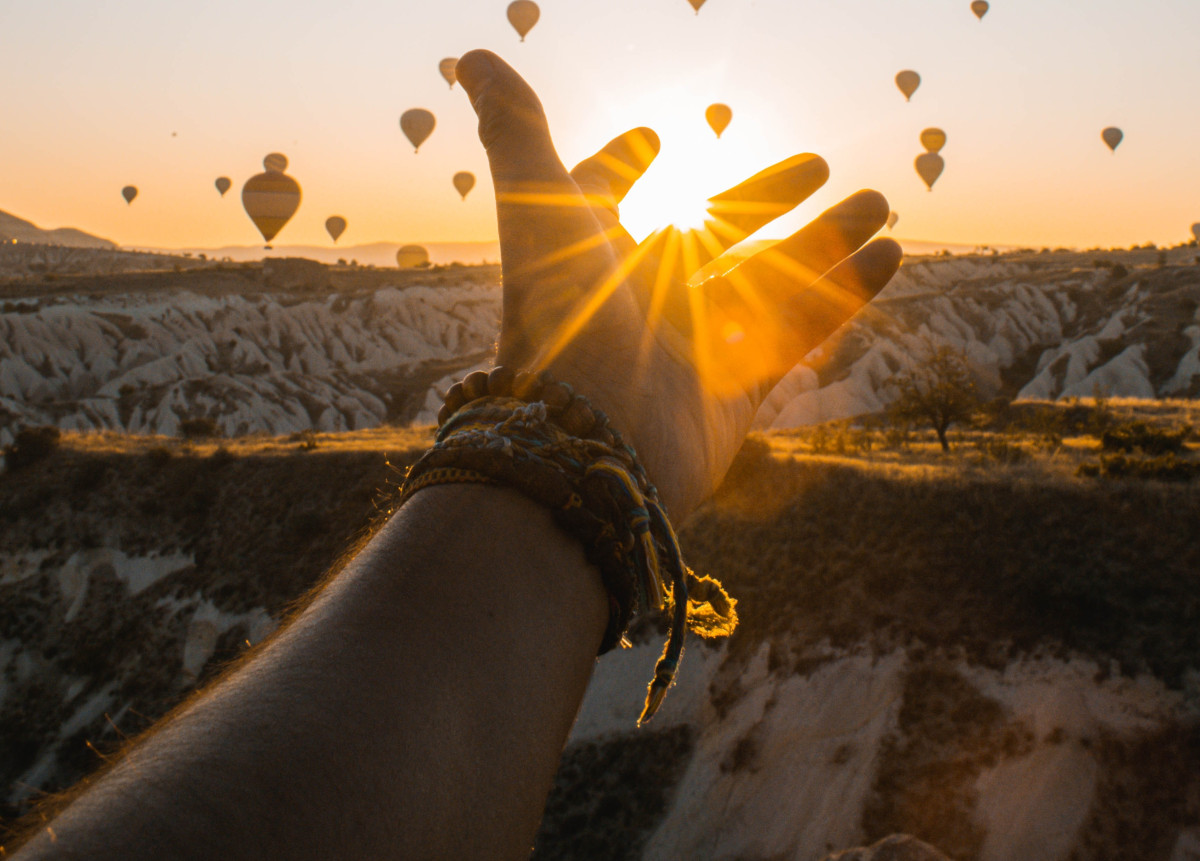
1, 412, 1198, 858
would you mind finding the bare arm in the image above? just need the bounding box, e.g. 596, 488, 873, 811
18, 486, 607, 859
15, 48, 900, 860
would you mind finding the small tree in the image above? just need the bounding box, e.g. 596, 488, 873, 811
4, 425, 61, 470
888, 346, 980, 452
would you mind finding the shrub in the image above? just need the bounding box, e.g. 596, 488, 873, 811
1078, 453, 1200, 483
1101, 422, 1190, 456
209, 447, 236, 468
976, 437, 1029, 465
4, 426, 61, 470
1088, 387, 1115, 435
178, 417, 222, 440
146, 446, 174, 468
289, 429, 319, 451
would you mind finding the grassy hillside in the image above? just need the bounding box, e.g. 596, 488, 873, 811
1, 404, 1198, 846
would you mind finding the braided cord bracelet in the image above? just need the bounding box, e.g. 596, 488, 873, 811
396, 366, 738, 724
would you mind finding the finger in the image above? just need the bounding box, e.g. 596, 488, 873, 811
456, 50, 619, 363
570, 128, 661, 258
643, 189, 886, 342
569, 127, 661, 212
629, 154, 830, 318
697, 238, 903, 397
704, 152, 830, 254
734, 189, 891, 296
456, 49, 570, 185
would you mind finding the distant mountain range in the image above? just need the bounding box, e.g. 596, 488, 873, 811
140, 241, 503, 268
146, 239, 983, 269
0, 209, 116, 249
0, 201, 990, 267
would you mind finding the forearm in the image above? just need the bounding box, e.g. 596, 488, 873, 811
17, 485, 608, 860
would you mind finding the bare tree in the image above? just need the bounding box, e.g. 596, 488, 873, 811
888, 345, 980, 451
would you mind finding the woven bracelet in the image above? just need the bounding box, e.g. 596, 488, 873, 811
398, 366, 737, 724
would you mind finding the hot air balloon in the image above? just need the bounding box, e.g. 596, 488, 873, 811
887, 211, 899, 231
453, 172, 476, 201
325, 216, 347, 243
439, 58, 458, 89
687, 0, 706, 13
895, 70, 920, 102
400, 109, 436, 153
920, 128, 947, 154
215, 177, 232, 197
915, 152, 944, 191
706, 103, 732, 139
1102, 127, 1123, 152
1191, 223, 1200, 243
242, 154, 301, 245
507, 0, 540, 41
121, 186, 138, 205
971, 1, 989, 19
396, 245, 430, 268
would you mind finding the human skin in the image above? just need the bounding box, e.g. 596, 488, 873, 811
12, 50, 900, 859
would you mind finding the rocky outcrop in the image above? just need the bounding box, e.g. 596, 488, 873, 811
0, 280, 500, 443
754, 255, 1200, 428
3, 253, 1199, 443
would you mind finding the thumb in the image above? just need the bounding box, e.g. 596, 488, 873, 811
456, 50, 569, 184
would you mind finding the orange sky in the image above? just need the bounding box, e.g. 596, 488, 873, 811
1, 0, 1198, 252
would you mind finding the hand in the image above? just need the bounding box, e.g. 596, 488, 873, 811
456, 51, 902, 519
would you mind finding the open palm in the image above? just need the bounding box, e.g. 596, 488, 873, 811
456, 50, 902, 518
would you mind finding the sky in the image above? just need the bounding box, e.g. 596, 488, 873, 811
1, 0, 1199, 252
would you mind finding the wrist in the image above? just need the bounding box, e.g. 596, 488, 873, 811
409, 367, 738, 722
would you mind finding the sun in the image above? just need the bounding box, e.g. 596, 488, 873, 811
620, 149, 719, 239
595, 84, 763, 243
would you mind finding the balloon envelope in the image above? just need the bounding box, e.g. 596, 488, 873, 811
400, 109, 436, 152
971, 1, 989, 19
121, 186, 137, 205
687, 0, 706, 12
706, 103, 732, 138
920, 128, 947, 154
1102, 127, 1124, 152
507, 0, 540, 41
215, 177, 232, 197
263, 152, 288, 173
396, 245, 430, 268
915, 152, 945, 191
887, 211, 899, 230
439, 57, 458, 88
895, 70, 920, 101
1191, 223, 1200, 243
242, 171, 301, 243
453, 172, 476, 200
325, 216, 347, 243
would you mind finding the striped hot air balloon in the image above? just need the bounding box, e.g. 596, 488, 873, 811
242, 154, 301, 245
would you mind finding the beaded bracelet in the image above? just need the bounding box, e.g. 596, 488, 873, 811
399, 365, 737, 724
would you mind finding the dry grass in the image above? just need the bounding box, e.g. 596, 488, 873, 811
693, 407, 1200, 687
2, 411, 1199, 840
63, 424, 437, 458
